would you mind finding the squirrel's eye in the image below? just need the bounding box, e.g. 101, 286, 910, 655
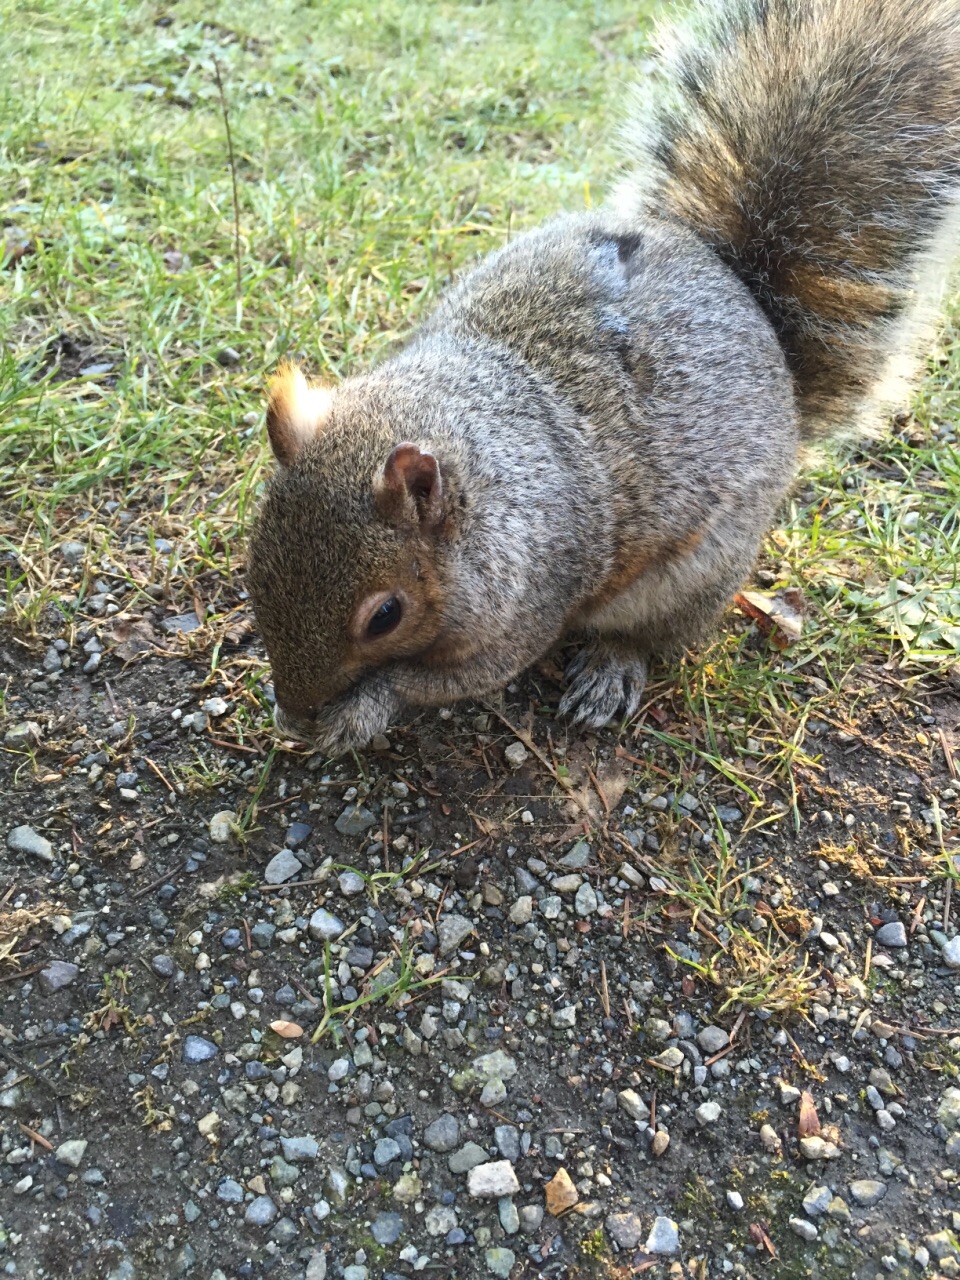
366, 596, 402, 639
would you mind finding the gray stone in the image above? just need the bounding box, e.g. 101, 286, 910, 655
39, 961, 79, 993
55, 1139, 88, 1168
338, 870, 365, 896
875, 921, 907, 948
849, 1179, 886, 1207
926, 1231, 960, 1262
695, 1102, 722, 1126
606, 1211, 645, 1249
449, 1142, 490, 1174
467, 1160, 520, 1198
7, 824, 53, 862
618, 1089, 648, 1122
938, 1088, 960, 1133
280, 1135, 318, 1163
269, 1217, 299, 1246
371, 1212, 403, 1245
509, 896, 533, 925
305, 1255, 327, 1280
4, 721, 42, 749
208, 811, 237, 843
799, 1135, 840, 1160
217, 1178, 244, 1203
269, 1156, 300, 1188
943, 936, 960, 969
499, 1197, 520, 1234
374, 1138, 401, 1167
151, 955, 175, 978
162, 611, 201, 634
61, 541, 86, 565
802, 1185, 833, 1216
645, 1216, 679, 1255
520, 1205, 544, 1234
425, 1204, 458, 1236
696, 1025, 729, 1054
308, 909, 345, 942
575, 882, 598, 916
494, 1124, 521, 1163
503, 742, 528, 769
250, 922, 276, 948
335, 805, 377, 836
485, 1248, 516, 1278
789, 1217, 819, 1241
424, 1113, 460, 1152
245, 1196, 278, 1226
285, 821, 312, 850
438, 914, 475, 956
551, 1005, 577, 1029
650, 1047, 684, 1070
182, 1035, 218, 1064
263, 849, 302, 885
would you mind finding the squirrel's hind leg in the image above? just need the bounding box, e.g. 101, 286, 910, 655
558, 639, 648, 731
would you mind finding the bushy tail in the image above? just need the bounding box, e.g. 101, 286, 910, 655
615, 0, 960, 438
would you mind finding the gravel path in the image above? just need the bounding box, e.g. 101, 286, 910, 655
2, 571, 960, 1280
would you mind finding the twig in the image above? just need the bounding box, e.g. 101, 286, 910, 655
485, 705, 591, 817
0, 963, 44, 984
144, 756, 177, 794
260, 875, 332, 893
19, 1123, 53, 1152
0, 1042, 71, 1097
213, 57, 243, 300
585, 764, 609, 818
599, 960, 610, 1018
133, 859, 187, 899
863, 937, 872, 982
945, 878, 953, 933
940, 727, 958, 780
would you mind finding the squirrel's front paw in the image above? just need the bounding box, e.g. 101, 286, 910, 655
558, 643, 647, 731
311, 682, 399, 757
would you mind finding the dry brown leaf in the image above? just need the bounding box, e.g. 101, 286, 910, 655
269, 1020, 303, 1039
749, 1222, 777, 1258
109, 617, 163, 663
798, 1090, 821, 1138
544, 1167, 579, 1216
735, 587, 804, 650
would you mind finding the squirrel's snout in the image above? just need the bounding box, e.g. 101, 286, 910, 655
273, 703, 318, 743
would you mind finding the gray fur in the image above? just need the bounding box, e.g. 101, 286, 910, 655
247, 0, 960, 753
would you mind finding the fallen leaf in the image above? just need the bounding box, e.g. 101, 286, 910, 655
269, 1020, 303, 1039
798, 1090, 821, 1138
108, 617, 162, 663
544, 1167, 579, 1216
223, 615, 255, 646
749, 1222, 777, 1258
735, 587, 804, 649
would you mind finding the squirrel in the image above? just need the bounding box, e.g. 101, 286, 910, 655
247, 0, 960, 756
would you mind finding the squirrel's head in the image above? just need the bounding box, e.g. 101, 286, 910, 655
246, 363, 453, 744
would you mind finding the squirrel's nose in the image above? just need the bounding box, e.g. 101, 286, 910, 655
274, 703, 316, 742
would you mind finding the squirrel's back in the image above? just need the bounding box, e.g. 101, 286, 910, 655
614, 0, 960, 438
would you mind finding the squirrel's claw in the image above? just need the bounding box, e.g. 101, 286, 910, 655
559, 643, 647, 731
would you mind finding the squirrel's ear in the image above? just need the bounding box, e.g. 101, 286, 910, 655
265, 362, 334, 466
376, 443, 444, 528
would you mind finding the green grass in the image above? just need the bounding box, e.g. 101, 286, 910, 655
2, 0, 960, 763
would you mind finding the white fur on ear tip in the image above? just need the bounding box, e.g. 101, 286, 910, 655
266, 363, 335, 464
287, 366, 334, 435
